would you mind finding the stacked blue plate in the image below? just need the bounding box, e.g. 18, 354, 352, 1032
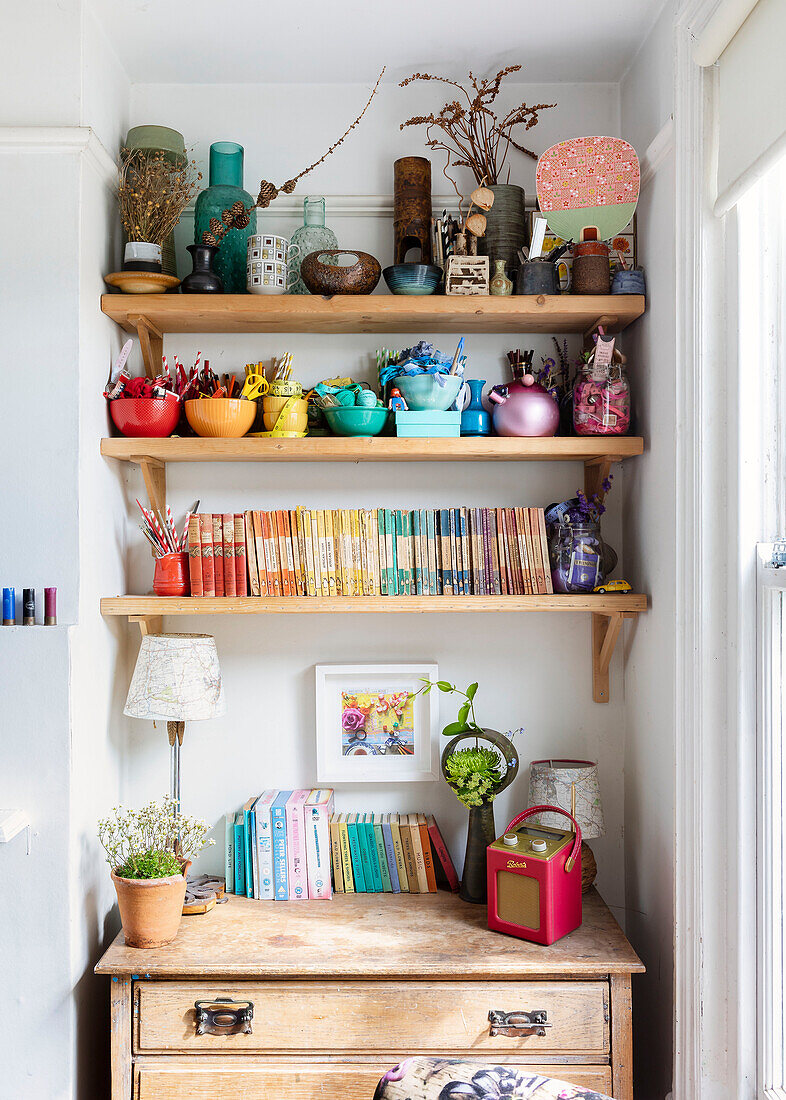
382, 263, 442, 295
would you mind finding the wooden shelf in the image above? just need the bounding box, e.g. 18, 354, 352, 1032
100, 435, 644, 464
102, 293, 645, 338
102, 594, 647, 617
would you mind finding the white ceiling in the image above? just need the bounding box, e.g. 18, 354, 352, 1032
92, 0, 668, 85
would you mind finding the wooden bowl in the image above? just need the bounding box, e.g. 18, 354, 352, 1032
185, 398, 257, 438
300, 250, 381, 295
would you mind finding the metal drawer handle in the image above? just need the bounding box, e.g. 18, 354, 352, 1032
194, 998, 254, 1036
488, 1009, 551, 1038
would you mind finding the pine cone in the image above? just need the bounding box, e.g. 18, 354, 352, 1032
282, 179, 297, 194
233, 212, 250, 230
231, 199, 246, 218
221, 208, 234, 226
202, 232, 217, 247
209, 216, 223, 235
257, 181, 277, 205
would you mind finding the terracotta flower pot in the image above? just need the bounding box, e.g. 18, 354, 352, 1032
111, 869, 187, 948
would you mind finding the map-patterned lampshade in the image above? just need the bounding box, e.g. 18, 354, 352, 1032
124, 633, 225, 722
527, 759, 605, 839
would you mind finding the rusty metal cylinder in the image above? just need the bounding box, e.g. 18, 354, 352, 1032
394, 157, 433, 265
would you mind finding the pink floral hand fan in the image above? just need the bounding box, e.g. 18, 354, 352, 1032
536, 136, 639, 243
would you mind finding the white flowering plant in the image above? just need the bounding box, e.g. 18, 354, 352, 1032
98, 797, 214, 880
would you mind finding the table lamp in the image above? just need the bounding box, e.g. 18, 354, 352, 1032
527, 758, 605, 891
124, 633, 225, 810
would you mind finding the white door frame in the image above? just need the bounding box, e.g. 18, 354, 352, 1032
674, 1, 757, 1096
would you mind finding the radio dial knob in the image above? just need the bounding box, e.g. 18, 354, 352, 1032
530, 839, 547, 852
503, 833, 519, 847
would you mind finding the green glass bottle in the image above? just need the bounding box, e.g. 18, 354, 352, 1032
287, 197, 338, 295
194, 142, 256, 293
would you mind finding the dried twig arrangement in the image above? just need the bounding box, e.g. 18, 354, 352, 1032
203, 69, 385, 247
399, 66, 555, 199
118, 148, 201, 244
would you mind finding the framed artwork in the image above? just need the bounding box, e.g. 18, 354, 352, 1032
315, 663, 439, 783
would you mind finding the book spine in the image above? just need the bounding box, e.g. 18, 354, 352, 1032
418, 814, 438, 893
255, 801, 274, 901
285, 796, 308, 900
386, 509, 397, 595
223, 514, 236, 598
363, 817, 384, 892
244, 510, 258, 597
188, 515, 203, 597
351, 510, 362, 597
355, 816, 377, 891
234, 514, 248, 597
427, 510, 438, 595
305, 797, 333, 900
412, 510, 422, 595
408, 814, 430, 892
224, 813, 235, 894
537, 507, 554, 594
489, 509, 501, 594
399, 817, 421, 892
309, 510, 323, 597
248, 808, 258, 898
427, 814, 460, 892
506, 507, 522, 594
283, 510, 297, 596
338, 815, 355, 892
243, 807, 254, 898
289, 509, 303, 596
330, 510, 342, 595
301, 509, 316, 596
459, 507, 470, 596
468, 507, 478, 595
271, 805, 289, 900
233, 816, 246, 896
440, 510, 452, 595
523, 507, 539, 594
359, 510, 370, 596
381, 817, 401, 892
339, 510, 352, 597
324, 510, 337, 596
346, 817, 366, 892
266, 512, 283, 596
212, 513, 225, 597
389, 814, 410, 892
496, 508, 508, 595
329, 815, 344, 892
315, 510, 328, 597
378, 509, 388, 595
373, 818, 392, 891
199, 513, 215, 596
515, 508, 531, 594
275, 511, 291, 597
528, 507, 547, 594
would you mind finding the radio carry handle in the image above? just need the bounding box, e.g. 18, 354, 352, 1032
504, 805, 582, 873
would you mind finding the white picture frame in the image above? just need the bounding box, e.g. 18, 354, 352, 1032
315, 663, 439, 783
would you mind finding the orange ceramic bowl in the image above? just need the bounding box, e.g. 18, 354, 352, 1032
185, 398, 257, 438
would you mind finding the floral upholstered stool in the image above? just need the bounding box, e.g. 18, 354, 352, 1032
375, 1058, 612, 1100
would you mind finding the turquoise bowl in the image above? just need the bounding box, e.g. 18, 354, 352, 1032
382, 263, 442, 295
324, 405, 389, 437
393, 373, 464, 411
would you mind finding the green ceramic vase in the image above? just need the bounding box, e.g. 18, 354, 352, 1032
194, 142, 256, 293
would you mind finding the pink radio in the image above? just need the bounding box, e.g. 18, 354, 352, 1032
486, 805, 582, 945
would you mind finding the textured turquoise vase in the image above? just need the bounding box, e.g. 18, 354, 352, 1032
194, 142, 256, 293
288, 197, 338, 295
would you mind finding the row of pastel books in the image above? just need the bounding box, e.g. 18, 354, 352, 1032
225, 789, 459, 901
189, 506, 553, 597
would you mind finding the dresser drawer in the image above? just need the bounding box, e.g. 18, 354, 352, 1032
135, 1060, 613, 1100
135, 980, 609, 1057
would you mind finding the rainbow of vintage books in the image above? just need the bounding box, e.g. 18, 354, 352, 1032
225, 790, 459, 901
189, 507, 553, 597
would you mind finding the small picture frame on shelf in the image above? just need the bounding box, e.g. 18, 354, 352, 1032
315, 663, 438, 783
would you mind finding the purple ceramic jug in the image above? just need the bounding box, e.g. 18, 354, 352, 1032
489, 372, 560, 437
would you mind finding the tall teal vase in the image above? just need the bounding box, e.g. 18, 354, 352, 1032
194, 142, 256, 293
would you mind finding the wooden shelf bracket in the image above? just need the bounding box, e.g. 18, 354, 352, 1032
584, 456, 614, 504
128, 313, 163, 380
129, 614, 164, 637
591, 611, 630, 703
135, 456, 166, 516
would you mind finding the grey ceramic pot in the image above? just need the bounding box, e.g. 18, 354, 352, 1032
478, 185, 528, 281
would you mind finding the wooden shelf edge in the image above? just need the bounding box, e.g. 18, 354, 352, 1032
100, 293, 645, 335
102, 594, 648, 616
100, 436, 645, 463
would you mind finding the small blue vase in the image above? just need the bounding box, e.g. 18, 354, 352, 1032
461, 379, 492, 436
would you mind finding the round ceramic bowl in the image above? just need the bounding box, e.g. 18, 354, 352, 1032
185, 398, 257, 438
300, 250, 381, 295
382, 263, 442, 295
262, 396, 309, 434
109, 397, 181, 438
324, 406, 389, 437
392, 373, 464, 411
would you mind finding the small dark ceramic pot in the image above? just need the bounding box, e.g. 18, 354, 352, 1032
517, 260, 560, 295
181, 244, 224, 293
300, 250, 381, 295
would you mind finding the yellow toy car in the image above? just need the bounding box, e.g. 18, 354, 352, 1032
593, 580, 632, 594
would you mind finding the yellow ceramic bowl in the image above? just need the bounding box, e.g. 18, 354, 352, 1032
262, 395, 308, 434
185, 398, 257, 438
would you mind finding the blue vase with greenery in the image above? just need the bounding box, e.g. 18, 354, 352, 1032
194, 142, 256, 293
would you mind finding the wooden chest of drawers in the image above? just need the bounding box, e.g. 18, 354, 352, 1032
96, 890, 643, 1100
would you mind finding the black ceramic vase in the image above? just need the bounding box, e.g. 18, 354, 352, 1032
441, 728, 520, 904
181, 244, 224, 293
479, 184, 528, 284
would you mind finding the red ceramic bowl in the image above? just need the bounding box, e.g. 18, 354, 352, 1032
109, 397, 181, 438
